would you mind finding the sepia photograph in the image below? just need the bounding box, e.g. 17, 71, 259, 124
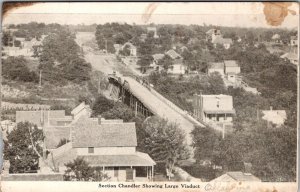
0, 2, 299, 191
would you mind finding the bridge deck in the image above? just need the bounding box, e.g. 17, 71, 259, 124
122, 76, 205, 144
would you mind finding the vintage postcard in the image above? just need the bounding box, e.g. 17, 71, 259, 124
0, 2, 299, 192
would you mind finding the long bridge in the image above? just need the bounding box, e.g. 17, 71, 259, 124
108, 73, 205, 145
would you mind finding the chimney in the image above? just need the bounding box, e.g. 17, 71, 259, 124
270, 106, 273, 111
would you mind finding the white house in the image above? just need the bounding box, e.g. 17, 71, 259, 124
224, 60, 241, 83
168, 63, 187, 75
193, 94, 235, 124
147, 27, 159, 38
212, 36, 233, 49
280, 52, 298, 65
122, 42, 137, 56
262, 107, 287, 127
206, 29, 221, 42
42, 115, 156, 181
211, 172, 261, 182
290, 36, 298, 46
208, 62, 225, 77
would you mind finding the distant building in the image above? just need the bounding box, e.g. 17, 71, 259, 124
272, 34, 281, 43
290, 36, 298, 46
206, 29, 221, 42
122, 42, 137, 56
211, 172, 261, 182
43, 115, 156, 181
262, 107, 287, 126
280, 52, 298, 65
168, 63, 187, 75
113, 44, 121, 54
208, 62, 225, 77
165, 49, 182, 60
147, 27, 159, 38
224, 60, 240, 74
212, 36, 233, 49
193, 94, 235, 124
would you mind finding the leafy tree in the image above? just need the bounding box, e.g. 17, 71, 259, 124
64, 157, 110, 181
137, 55, 153, 73
13, 40, 21, 47
102, 102, 135, 122
141, 116, 190, 174
4, 122, 44, 173
2, 56, 38, 82
91, 95, 114, 116
56, 138, 70, 148
2, 31, 13, 46
158, 55, 173, 70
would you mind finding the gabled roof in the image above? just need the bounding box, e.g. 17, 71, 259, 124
224, 60, 239, 67
212, 36, 233, 45
122, 42, 136, 50
262, 110, 287, 125
280, 52, 298, 61
44, 126, 71, 149
165, 49, 182, 60
227, 172, 261, 182
209, 62, 224, 69
152, 53, 165, 61
16, 110, 66, 127
72, 116, 137, 148
272, 34, 280, 39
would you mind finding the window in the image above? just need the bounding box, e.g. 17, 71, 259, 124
88, 147, 94, 154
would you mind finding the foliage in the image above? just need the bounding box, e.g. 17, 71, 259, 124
137, 55, 153, 73
56, 138, 70, 148
91, 95, 115, 117
64, 157, 110, 181
102, 102, 135, 122
2, 31, 13, 46
140, 116, 190, 173
191, 122, 297, 182
39, 27, 92, 84
4, 122, 44, 173
2, 56, 38, 82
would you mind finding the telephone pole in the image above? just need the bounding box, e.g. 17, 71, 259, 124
39, 70, 42, 87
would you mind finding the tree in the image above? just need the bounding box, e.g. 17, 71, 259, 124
91, 95, 115, 116
64, 157, 110, 181
102, 102, 135, 122
158, 55, 173, 70
137, 55, 153, 73
56, 138, 70, 148
4, 122, 44, 173
2, 31, 13, 46
141, 116, 190, 174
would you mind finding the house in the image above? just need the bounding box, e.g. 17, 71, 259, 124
168, 63, 187, 75
179, 46, 188, 53
113, 44, 121, 54
165, 49, 182, 60
71, 102, 92, 121
193, 94, 235, 124
261, 107, 287, 126
206, 29, 221, 42
212, 36, 233, 49
280, 52, 298, 65
211, 172, 261, 182
42, 115, 156, 182
122, 42, 137, 56
224, 60, 241, 83
290, 36, 298, 46
147, 27, 159, 38
208, 62, 225, 77
140, 33, 147, 42
272, 34, 281, 43
151, 53, 165, 71
16, 110, 72, 128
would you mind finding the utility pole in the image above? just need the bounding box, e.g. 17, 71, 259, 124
222, 123, 225, 139
105, 39, 107, 54
98, 76, 101, 94
39, 70, 42, 87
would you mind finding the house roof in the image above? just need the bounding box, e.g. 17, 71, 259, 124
209, 62, 224, 69
272, 34, 280, 39
224, 60, 239, 67
122, 42, 136, 50
262, 110, 287, 125
226, 172, 261, 182
206, 29, 220, 35
152, 53, 165, 61
165, 49, 182, 60
72, 116, 137, 148
204, 109, 235, 114
44, 126, 71, 149
212, 36, 233, 45
280, 52, 298, 61
79, 152, 156, 166
16, 110, 66, 127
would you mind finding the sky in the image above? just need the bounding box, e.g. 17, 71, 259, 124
2, 2, 299, 29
